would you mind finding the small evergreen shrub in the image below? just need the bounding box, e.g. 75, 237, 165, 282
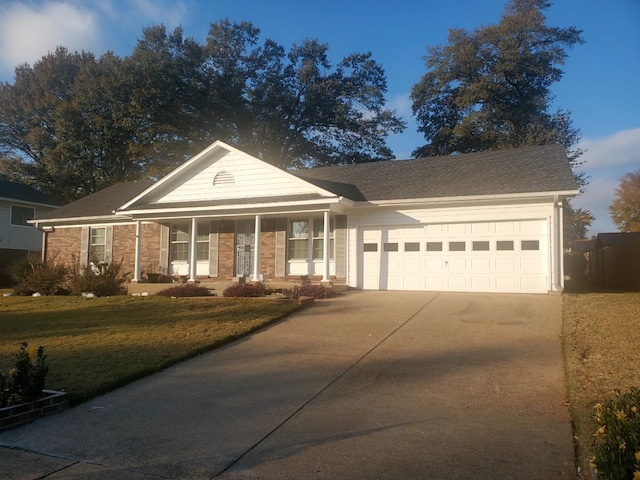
9, 257, 68, 295
67, 259, 129, 296
156, 283, 212, 297
222, 282, 266, 297
1, 342, 49, 407
592, 387, 640, 480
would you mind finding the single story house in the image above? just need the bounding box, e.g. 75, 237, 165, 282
32, 141, 578, 293
0, 179, 60, 285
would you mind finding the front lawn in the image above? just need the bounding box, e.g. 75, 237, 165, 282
562, 288, 640, 476
0, 295, 301, 405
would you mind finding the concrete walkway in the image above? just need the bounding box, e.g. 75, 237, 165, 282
0, 291, 576, 480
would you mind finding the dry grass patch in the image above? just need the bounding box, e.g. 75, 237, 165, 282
562, 289, 640, 475
0, 295, 300, 405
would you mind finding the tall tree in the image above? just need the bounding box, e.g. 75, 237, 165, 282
609, 170, 640, 232
0, 20, 404, 198
410, 0, 584, 178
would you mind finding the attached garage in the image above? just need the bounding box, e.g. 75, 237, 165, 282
359, 220, 549, 293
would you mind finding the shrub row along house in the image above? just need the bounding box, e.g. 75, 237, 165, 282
31, 141, 578, 294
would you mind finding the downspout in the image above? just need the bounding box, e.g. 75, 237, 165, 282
557, 196, 564, 291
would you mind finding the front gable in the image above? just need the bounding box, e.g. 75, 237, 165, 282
121, 141, 336, 210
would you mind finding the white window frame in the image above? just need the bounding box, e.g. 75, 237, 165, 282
171, 224, 190, 262
89, 227, 107, 263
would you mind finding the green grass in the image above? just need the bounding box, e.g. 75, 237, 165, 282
0, 295, 301, 405
562, 287, 640, 476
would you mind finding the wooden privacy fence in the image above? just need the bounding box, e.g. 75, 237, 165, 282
587, 237, 640, 291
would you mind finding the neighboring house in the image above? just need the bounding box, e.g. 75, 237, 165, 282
32, 141, 578, 293
0, 179, 60, 285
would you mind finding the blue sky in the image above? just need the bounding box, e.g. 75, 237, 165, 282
1, 0, 639, 234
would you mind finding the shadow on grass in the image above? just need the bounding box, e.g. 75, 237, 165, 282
563, 279, 635, 294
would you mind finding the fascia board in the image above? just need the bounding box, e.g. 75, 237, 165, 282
2, 198, 60, 208
357, 190, 580, 208
119, 197, 349, 217
29, 214, 127, 227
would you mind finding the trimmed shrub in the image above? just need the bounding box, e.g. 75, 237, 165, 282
9, 257, 68, 295
222, 282, 266, 297
67, 259, 129, 296
294, 283, 336, 299
1, 342, 49, 407
592, 387, 640, 480
156, 283, 212, 297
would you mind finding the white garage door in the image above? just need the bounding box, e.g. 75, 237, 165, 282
360, 220, 548, 293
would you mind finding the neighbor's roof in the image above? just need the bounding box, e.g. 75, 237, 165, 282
0, 179, 61, 206
294, 144, 578, 201
35, 144, 577, 222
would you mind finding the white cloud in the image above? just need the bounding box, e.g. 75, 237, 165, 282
572, 127, 640, 234
579, 127, 640, 170
0, 2, 101, 77
387, 93, 412, 119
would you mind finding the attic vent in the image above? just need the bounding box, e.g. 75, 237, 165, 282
213, 171, 235, 186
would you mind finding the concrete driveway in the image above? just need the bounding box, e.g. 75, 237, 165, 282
0, 291, 576, 480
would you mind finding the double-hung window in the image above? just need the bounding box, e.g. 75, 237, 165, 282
312, 218, 334, 260
197, 224, 210, 261
89, 227, 106, 262
171, 224, 189, 261
288, 220, 309, 260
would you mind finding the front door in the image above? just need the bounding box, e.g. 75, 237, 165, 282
235, 219, 255, 277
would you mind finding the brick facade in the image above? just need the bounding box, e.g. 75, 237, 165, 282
44, 218, 345, 284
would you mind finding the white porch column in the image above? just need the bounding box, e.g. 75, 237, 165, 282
252, 214, 261, 282
188, 217, 198, 282
132, 220, 141, 282
322, 211, 330, 282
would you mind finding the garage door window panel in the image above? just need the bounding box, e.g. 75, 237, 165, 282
404, 242, 420, 252
472, 241, 490, 251
449, 241, 466, 251
497, 241, 514, 251
521, 240, 540, 250
383, 243, 398, 252
426, 242, 443, 252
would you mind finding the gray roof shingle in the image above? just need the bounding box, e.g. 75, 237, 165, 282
294, 144, 577, 201
36, 144, 577, 222
34, 181, 155, 220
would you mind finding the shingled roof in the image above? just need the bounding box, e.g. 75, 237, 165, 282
35, 144, 577, 222
0, 179, 60, 206
293, 144, 577, 201
34, 180, 155, 220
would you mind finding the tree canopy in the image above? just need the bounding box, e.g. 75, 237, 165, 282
609, 170, 640, 232
0, 20, 405, 203
410, 0, 584, 171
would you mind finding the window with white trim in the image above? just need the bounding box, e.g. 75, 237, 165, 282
171, 224, 189, 261
288, 220, 309, 260
89, 227, 106, 262
197, 224, 210, 261
10, 205, 34, 227
312, 217, 334, 260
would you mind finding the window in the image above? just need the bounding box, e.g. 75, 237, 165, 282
404, 242, 420, 252
383, 243, 398, 252
171, 224, 189, 261
363, 243, 378, 252
197, 224, 210, 261
312, 218, 334, 260
288, 220, 309, 260
521, 240, 540, 251
426, 242, 443, 252
10, 205, 34, 227
449, 241, 466, 251
89, 227, 106, 262
496, 240, 514, 251
472, 241, 490, 251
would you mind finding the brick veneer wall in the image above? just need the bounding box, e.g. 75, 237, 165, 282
45, 219, 345, 283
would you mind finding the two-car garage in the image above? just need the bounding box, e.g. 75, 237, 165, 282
359, 219, 549, 293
